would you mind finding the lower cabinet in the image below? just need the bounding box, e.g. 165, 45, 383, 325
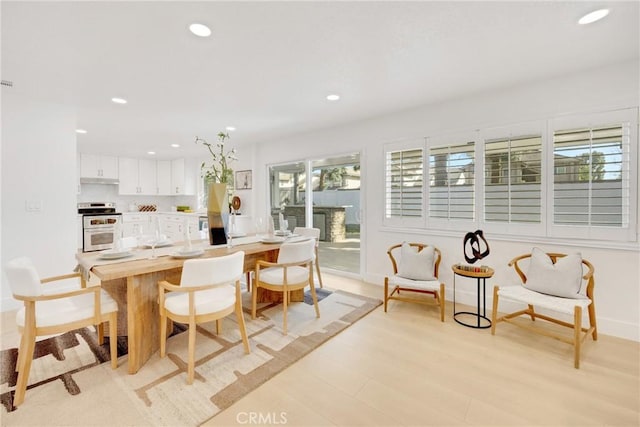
122, 213, 153, 237
157, 214, 200, 242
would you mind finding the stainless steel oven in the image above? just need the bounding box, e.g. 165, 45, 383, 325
79, 202, 122, 252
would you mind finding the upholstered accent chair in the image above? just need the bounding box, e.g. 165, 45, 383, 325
384, 242, 446, 321
252, 238, 319, 335
158, 251, 249, 384
491, 249, 597, 368
5, 257, 118, 406
292, 227, 323, 288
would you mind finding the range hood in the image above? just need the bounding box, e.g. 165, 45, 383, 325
79, 177, 119, 185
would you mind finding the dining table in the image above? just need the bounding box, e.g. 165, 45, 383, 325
75, 235, 306, 374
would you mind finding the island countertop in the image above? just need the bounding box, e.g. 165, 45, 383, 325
76, 239, 282, 282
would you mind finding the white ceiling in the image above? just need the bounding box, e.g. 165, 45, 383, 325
2, 1, 638, 159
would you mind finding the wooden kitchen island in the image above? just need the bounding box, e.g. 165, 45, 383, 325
76, 240, 286, 374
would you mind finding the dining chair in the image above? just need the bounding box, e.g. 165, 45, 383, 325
384, 242, 446, 321
5, 257, 119, 406
158, 251, 250, 384
292, 227, 323, 288
491, 248, 597, 368
251, 239, 319, 335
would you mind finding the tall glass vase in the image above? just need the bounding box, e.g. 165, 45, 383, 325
207, 182, 229, 245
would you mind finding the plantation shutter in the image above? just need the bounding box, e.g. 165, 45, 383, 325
429, 142, 475, 221
385, 148, 424, 219
553, 124, 629, 227
484, 134, 542, 223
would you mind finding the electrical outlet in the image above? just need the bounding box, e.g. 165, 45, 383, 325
25, 200, 42, 212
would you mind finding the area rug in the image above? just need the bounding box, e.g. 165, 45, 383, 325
0, 289, 381, 425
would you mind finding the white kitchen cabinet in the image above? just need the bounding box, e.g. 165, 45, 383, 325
156, 160, 172, 195
122, 213, 153, 237
171, 158, 195, 195
118, 157, 157, 195
80, 153, 118, 179
159, 214, 200, 242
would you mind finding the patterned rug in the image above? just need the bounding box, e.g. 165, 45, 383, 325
0, 289, 381, 425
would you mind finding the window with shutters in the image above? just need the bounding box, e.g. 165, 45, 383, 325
428, 141, 475, 223
553, 125, 625, 226
384, 143, 424, 226
484, 133, 542, 224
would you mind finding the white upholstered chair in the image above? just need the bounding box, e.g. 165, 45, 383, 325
293, 226, 323, 288
5, 257, 119, 406
158, 251, 250, 384
491, 249, 597, 369
384, 242, 445, 321
252, 239, 319, 335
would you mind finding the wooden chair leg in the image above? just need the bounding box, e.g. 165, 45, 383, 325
315, 247, 323, 288
384, 278, 389, 312
160, 311, 167, 358
14, 329, 36, 407
15, 333, 25, 373
97, 323, 105, 345
251, 283, 258, 320
109, 314, 118, 369
528, 304, 536, 321
216, 319, 222, 335
574, 306, 582, 369
310, 283, 320, 318
588, 302, 598, 340
491, 286, 499, 335
187, 321, 196, 384
439, 283, 445, 322
236, 286, 251, 354
282, 288, 288, 335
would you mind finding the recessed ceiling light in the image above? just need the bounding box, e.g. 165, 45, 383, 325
226, 126, 236, 132
189, 23, 211, 37
578, 9, 609, 25
326, 94, 340, 101
170, 144, 180, 148
111, 97, 127, 104
75, 129, 87, 134
147, 151, 156, 155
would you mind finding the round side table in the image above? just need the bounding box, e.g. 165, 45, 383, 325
452, 265, 494, 329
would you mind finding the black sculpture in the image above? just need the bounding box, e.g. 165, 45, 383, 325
463, 230, 490, 264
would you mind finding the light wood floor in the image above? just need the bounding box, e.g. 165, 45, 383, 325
2, 273, 639, 426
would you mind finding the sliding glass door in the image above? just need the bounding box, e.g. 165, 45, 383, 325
268, 153, 361, 276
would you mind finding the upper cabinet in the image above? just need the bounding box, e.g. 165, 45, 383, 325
171, 158, 195, 195
156, 160, 172, 195
118, 157, 157, 195
79, 154, 118, 180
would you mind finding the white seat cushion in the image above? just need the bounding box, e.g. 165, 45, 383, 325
258, 266, 309, 286
16, 289, 118, 328
387, 275, 441, 292
498, 285, 592, 315
164, 284, 236, 316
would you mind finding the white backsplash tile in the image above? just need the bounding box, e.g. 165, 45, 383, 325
78, 184, 199, 212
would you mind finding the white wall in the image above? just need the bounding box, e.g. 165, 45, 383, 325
247, 60, 640, 341
1, 91, 78, 310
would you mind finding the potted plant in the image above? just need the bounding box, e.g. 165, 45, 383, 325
195, 132, 237, 245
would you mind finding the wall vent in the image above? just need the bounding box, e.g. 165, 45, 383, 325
1, 80, 14, 87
